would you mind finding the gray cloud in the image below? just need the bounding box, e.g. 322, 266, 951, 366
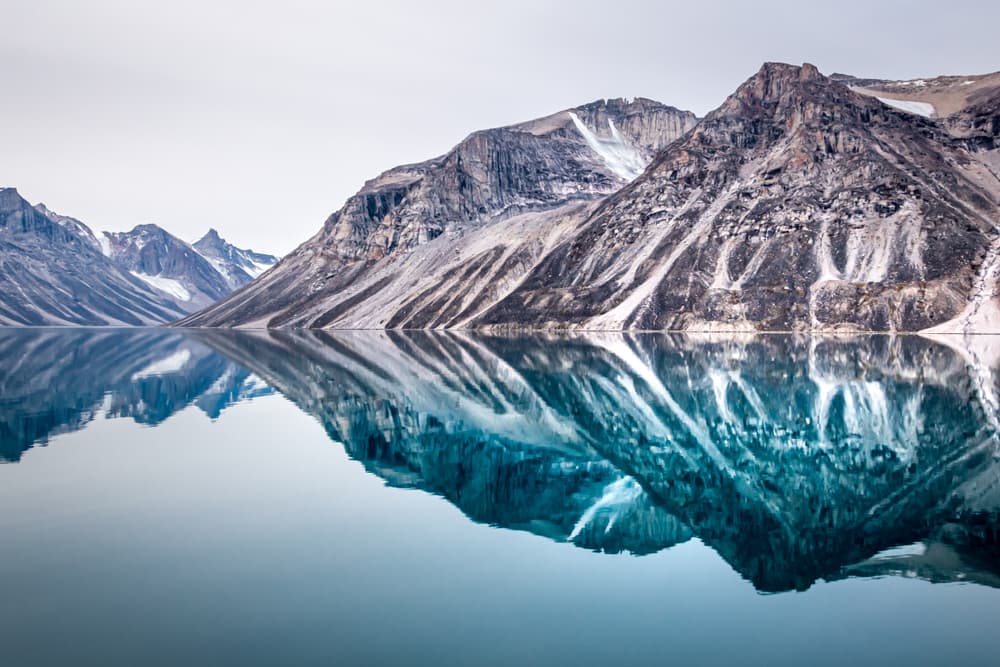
2, 0, 998, 254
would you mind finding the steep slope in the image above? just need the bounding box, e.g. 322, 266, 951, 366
0, 188, 186, 325
192, 228, 278, 290
476, 63, 1000, 331
839, 70, 1000, 177
178, 98, 698, 327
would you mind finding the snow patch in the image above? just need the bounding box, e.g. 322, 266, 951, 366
130, 271, 192, 301
568, 111, 648, 180
97, 233, 112, 257
870, 542, 927, 559
876, 97, 936, 118
131, 349, 192, 380
245, 259, 274, 278
568, 476, 643, 541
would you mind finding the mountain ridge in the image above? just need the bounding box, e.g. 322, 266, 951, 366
179, 62, 1000, 332
0, 188, 278, 325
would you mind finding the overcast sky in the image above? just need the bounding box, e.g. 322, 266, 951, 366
3, 0, 998, 255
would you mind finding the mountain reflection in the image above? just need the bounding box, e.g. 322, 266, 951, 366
3, 328, 1000, 592
0, 328, 272, 462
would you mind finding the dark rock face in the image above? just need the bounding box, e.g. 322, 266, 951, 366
0, 188, 186, 325
193, 329, 1000, 592
178, 98, 699, 328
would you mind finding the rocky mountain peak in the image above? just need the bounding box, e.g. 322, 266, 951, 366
197, 228, 224, 244
0, 187, 24, 211
721, 62, 862, 118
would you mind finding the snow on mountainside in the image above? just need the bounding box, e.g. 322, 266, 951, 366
0, 191, 279, 325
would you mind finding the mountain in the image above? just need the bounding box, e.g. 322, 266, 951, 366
102, 225, 278, 311
192, 228, 278, 289
178, 98, 699, 327
181, 63, 1000, 332
0, 188, 186, 325
0, 190, 278, 325
103, 224, 233, 310
476, 63, 1000, 331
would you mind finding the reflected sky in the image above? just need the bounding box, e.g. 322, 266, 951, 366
1, 329, 999, 666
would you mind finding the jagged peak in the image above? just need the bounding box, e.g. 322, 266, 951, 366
727, 61, 837, 107
0, 187, 27, 210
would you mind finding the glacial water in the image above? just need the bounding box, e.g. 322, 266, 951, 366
1, 328, 999, 666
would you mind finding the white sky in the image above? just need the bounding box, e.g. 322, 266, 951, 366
3, 0, 998, 255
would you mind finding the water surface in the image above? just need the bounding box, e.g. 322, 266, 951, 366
1, 329, 999, 666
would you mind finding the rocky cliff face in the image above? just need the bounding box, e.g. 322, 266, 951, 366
181, 63, 1000, 332
0, 188, 186, 325
178, 98, 698, 328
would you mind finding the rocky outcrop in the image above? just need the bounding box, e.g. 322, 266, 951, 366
178, 98, 698, 328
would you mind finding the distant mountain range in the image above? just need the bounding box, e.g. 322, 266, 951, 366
182, 62, 1000, 332
0, 187, 277, 325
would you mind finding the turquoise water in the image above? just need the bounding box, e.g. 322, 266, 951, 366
1, 329, 999, 666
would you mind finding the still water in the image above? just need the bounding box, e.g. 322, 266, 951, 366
1, 328, 999, 666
